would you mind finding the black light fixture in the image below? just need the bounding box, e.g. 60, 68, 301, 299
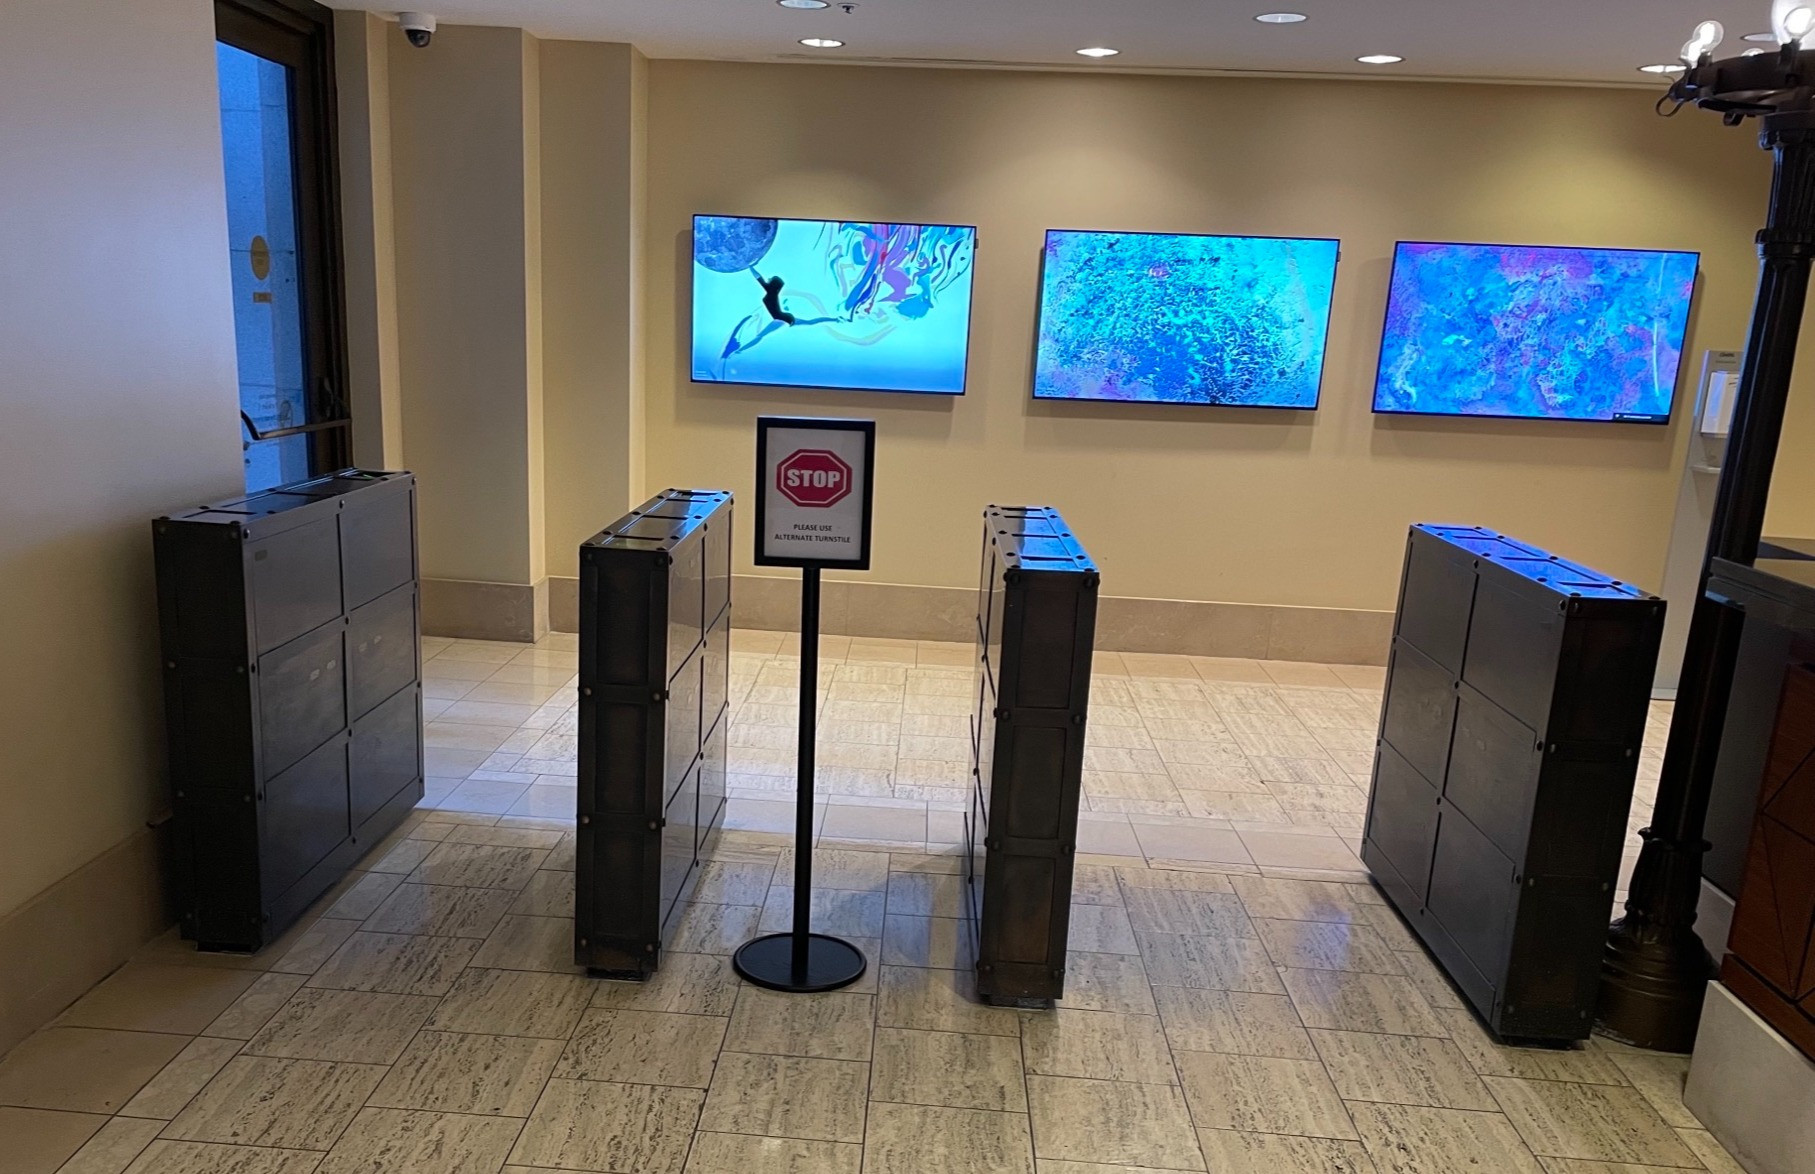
1599, 2, 1815, 1051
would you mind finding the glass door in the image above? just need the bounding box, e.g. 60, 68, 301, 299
215, 0, 348, 493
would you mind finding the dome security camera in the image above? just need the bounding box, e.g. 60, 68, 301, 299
397, 12, 436, 48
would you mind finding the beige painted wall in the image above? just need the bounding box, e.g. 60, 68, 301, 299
389, 24, 545, 587
641, 63, 1775, 611
0, 0, 241, 915
541, 41, 648, 578
337, 10, 405, 470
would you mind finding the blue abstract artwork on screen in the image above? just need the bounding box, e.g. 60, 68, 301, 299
691, 215, 977, 394
1032, 230, 1340, 407
1373, 242, 1698, 423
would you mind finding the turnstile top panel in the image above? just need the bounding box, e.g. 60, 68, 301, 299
985, 505, 1096, 575
1414, 523, 1652, 603
585, 489, 732, 554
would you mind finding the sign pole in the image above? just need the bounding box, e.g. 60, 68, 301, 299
734, 416, 874, 994
790, 564, 820, 983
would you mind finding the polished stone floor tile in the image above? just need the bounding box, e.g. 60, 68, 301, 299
368, 1031, 564, 1115
0, 1026, 189, 1114
1060, 952, 1157, 1015
269, 919, 362, 976
1025, 1076, 1204, 1169
1432, 1008, 1627, 1084
1150, 986, 1315, 1059
162, 1055, 386, 1149
726, 986, 877, 1061
54, 1114, 166, 1174
1175, 1050, 1357, 1140
884, 870, 966, 918
1310, 1029, 1496, 1110
305, 932, 478, 996
406, 842, 548, 890
590, 952, 739, 1016
1254, 918, 1405, 975
425, 967, 595, 1038
362, 883, 518, 938
1280, 968, 1444, 1036
759, 887, 885, 938
700, 1051, 869, 1142
682, 1131, 862, 1174
871, 1027, 1026, 1111
694, 860, 778, 905
1120, 887, 1255, 938
1021, 1009, 1177, 1085
1116, 868, 1236, 894
315, 1107, 523, 1174
470, 914, 581, 972
1674, 1127, 1749, 1174
244, 988, 438, 1064
1195, 1128, 1379, 1174
200, 973, 311, 1040
1067, 904, 1141, 954
1483, 1077, 1699, 1166
55, 964, 260, 1036
0, 1106, 108, 1174
1135, 931, 1284, 995
1069, 864, 1124, 906
122, 1140, 325, 1174
1605, 1052, 1699, 1130
323, 871, 405, 921
1349, 1102, 1545, 1174
509, 1078, 702, 1174
880, 914, 974, 970
876, 965, 1020, 1037
117, 1036, 243, 1120
670, 902, 763, 955
555, 1008, 728, 1088
864, 1101, 1034, 1174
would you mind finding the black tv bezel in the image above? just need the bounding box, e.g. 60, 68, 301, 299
1370, 239, 1702, 426
1027, 226, 1344, 411
689, 213, 980, 398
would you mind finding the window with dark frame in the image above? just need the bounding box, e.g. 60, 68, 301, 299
214, 0, 350, 492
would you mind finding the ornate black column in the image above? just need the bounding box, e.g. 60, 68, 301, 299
1599, 82, 1815, 1050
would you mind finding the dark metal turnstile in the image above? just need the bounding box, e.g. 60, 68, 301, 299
574, 489, 732, 977
1362, 524, 1664, 1042
965, 505, 1098, 1006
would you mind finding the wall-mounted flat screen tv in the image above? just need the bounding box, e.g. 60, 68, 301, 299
1031, 229, 1341, 408
691, 215, 977, 395
1372, 241, 1699, 424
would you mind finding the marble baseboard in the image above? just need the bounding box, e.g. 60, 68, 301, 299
0, 825, 174, 1055
1686, 980, 1815, 1174
724, 578, 1390, 666
546, 574, 1388, 664
422, 578, 549, 642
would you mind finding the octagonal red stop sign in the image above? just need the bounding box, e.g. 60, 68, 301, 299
776, 448, 853, 508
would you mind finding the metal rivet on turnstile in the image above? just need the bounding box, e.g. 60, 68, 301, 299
580, 815, 591, 826
579, 938, 589, 947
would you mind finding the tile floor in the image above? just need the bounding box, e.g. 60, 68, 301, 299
3, 630, 1740, 1174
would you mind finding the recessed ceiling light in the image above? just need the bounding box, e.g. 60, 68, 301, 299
1356, 54, 1404, 65
1744, 30, 1778, 42
799, 37, 844, 48
1255, 12, 1308, 23
778, 0, 829, 7
1638, 62, 1687, 73
1076, 46, 1120, 57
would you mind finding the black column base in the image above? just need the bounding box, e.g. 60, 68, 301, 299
1598, 915, 1715, 1052
1597, 830, 1717, 1053
733, 932, 867, 994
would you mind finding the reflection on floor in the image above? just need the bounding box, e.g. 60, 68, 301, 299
2, 630, 1739, 1174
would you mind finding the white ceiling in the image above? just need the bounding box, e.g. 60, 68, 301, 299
326, 0, 1784, 85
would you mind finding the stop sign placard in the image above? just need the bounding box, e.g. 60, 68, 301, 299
756, 416, 874, 570
776, 449, 853, 508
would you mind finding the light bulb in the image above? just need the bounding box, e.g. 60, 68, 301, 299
1773, 0, 1815, 43
1681, 19, 1724, 63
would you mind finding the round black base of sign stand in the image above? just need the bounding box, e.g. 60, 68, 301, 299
732, 932, 867, 994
